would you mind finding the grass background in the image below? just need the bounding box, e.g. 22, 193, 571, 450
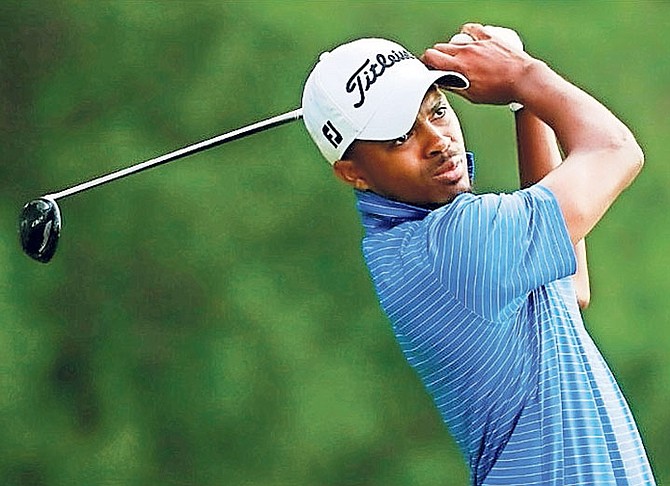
1, 1, 668, 484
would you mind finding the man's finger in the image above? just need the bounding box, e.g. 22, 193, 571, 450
421, 47, 458, 70
432, 42, 469, 52
460, 22, 489, 40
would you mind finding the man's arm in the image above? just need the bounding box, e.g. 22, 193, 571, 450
422, 23, 644, 246
515, 109, 590, 308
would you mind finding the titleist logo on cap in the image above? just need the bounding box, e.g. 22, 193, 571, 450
345, 49, 414, 109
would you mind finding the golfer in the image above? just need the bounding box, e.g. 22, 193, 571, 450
301, 23, 655, 485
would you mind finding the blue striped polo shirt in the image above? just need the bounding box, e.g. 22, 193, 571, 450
356, 185, 655, 485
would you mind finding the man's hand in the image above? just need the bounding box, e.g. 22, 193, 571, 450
422, 23, 535, 106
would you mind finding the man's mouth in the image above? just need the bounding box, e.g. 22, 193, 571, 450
432, 154, 464, 183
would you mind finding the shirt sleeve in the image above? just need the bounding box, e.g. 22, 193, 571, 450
425, 184, 577, 320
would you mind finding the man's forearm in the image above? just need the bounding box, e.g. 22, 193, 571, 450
515, 109, 561, 189
513, 60, 643, 242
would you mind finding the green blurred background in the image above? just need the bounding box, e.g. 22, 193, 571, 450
1, 1, 668, 484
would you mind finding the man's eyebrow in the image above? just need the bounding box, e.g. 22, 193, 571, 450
429, 92, 448, 112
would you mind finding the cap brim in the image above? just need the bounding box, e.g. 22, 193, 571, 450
436, 71, 469, 90
357, 69, 469, 142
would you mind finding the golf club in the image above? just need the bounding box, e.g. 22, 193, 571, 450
19, 108, 303, 263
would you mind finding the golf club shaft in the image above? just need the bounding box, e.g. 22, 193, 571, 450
45, 108, 303, 201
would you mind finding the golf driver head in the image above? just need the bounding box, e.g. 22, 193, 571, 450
19, 197, 62, 263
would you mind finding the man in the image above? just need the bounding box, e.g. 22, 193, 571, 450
301, 23, 655, 485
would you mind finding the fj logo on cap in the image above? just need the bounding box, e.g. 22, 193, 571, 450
322, 120, 343, 148
346, 49, 414, 108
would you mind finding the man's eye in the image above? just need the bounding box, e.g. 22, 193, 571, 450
435, 106, 448, 119
393, 133, 411, 146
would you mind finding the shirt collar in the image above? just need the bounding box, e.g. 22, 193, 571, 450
355, 190, 431, 233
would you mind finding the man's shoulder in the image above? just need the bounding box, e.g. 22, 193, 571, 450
362, 184, 564, 251
426, 184, 561, 226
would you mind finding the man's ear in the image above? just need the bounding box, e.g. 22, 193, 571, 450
333, 160, 371, 191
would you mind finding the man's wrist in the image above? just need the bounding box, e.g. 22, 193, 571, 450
510, 59, 552, 112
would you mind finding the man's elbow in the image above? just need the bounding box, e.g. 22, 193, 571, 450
629, 136, 644, 176
619, 132, 645, 185
577, 291, 590, 310
573, 269, 591, 310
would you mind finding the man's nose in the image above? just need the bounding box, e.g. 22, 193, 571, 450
423, 122, 449, 158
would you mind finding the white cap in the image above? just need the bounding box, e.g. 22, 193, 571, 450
301, 38, 469, 164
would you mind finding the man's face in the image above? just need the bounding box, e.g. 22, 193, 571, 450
336, 87, 471, 207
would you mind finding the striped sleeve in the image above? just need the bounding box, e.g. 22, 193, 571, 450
426, 184, 577, 320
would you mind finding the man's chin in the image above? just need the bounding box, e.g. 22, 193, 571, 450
420, 185, 473, 210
